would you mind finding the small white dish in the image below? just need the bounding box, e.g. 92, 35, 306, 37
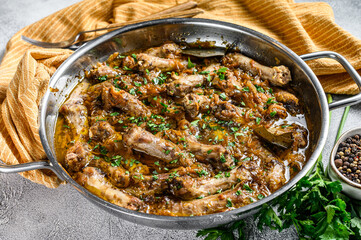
328, 127, 361, 200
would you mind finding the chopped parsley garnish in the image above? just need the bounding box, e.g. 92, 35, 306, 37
111, 157, 122, 167
100, 146, 108, 155
257, 194, 265, 200
226, 198, 233, 208
196, 169, 208, 177
206, 75, 212, 82
228, 142, 236, 147
255, 85, 265, 93
199, 70, 210, 75
243, 184, 253, 193
152, 73, 167, 85
219, 93, 227, 100
191, 120, 200, 126
110, 112, 120, 116
187, 57, 195, 69
242, 87, 250, 92
217, 67, 228, 73
266, 97, 277, 105
98, 75, 108, 82
220, 154, 226, 163
256, 117, 261, 125
129, 88, 138, 95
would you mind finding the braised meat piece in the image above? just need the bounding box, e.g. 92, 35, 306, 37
185, 135, 234, 170
167, 74, 206, 97
123, 126, 193, 167
75, 167, 145, 211
170, 167, 252, 200
145, 42, 182, 58
64, 142, 91, 172
154, 182, 259, 216
137, 53, 187, 72
102, 85, 151, 117
223, 52, 291, 86
88, 62, 121, 80
89, 121, 116, 142
182, 93, 212, 118
59, 82, 89, 137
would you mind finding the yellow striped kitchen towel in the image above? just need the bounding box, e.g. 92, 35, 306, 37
0, 0, 360, 187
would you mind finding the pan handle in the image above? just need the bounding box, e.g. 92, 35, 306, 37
0, 161, 54, 173
300, 51, 361, 110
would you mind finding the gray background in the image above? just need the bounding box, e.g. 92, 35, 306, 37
0, 0, 360, 239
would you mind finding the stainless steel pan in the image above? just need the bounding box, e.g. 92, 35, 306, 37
1, 18, 361, 229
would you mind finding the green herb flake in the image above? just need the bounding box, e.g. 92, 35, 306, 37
257, 194, 265, 200
219, 93, 227, 100
110, 112, 120, 117
226, 198, 233, 208
191, 120, 200, 126
187, 57, 195, 69
242, 87, 250, 92
243, 184, 253, 193
134, 82, 142, 87
217, 67, 228, 73
98, 75, 108, 82
199, 70, 210, 75
129, 88, 136, 95
220, 154, 226, 163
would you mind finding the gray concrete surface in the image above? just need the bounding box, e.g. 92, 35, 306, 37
0, 0, 360, 239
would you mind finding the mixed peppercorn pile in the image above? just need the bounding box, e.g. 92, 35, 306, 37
334, 134, 361, 183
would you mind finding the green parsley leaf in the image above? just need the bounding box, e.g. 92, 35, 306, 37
110, 112, 120, 116
270, 111, 277, 117
217, 67, 228, 73
219, 93, 227, 100
199, 70, 210, 75
187, 57, 195, 69
243, 184, 253, 193
191, 120, 200, 126
98, 75, 108, 82
226, 198, 233, 208
129, 88, 136, 95
242, 87, 250, 92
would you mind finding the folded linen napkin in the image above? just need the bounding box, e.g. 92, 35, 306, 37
0, 0, 360, 187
